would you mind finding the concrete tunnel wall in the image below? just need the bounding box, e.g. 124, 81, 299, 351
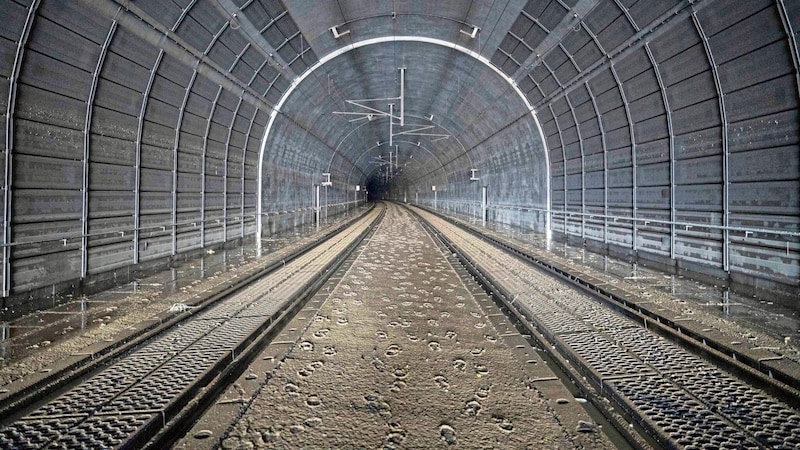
1, 0, 799, 317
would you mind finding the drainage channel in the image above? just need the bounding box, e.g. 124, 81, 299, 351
411, 205, 800, 449
0, 207, 384, 449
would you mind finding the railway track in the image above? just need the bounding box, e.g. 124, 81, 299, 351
0, 205, 384, 449
410, 204, 800, 449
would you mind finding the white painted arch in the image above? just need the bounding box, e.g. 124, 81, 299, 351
257, 36, 551, 237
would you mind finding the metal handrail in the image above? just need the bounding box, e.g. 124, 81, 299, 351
0, 200, 367, 248
417, 201, 800, 238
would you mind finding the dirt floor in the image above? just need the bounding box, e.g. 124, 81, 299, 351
221, 206, 612, 449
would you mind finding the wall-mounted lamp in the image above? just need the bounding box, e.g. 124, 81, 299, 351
330, 25, 350, 39
459, 25, 480, 39
571, 12, 582, 32
229, 13, 241, 30
470, 169, 479, 181
321, 173, 332, 187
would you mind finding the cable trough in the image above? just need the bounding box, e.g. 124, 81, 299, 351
0, 206, 384, 449
409, 204, 800, 449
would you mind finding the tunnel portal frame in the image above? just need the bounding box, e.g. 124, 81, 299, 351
256, 36, 552, 240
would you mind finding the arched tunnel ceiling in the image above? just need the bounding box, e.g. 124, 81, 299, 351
268, 38, 537, 187
0, 0, 799, 299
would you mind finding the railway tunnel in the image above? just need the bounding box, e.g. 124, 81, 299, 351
0, 0, 799, 448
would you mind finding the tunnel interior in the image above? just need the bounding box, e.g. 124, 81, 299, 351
1, 0, 798, 316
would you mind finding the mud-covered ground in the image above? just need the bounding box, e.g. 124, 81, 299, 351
222, 206, 612, 449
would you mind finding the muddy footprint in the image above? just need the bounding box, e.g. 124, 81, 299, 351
393, 367, 408, 379
298, 341, 314, 351
305, 394, 322, 408
439, 424, 457, 445
464, 399, 481, 416
452, 359, 466, 371
304, 417, 322, 428
493, 415, 514, 432
476, 385, 491, 399
434, 374, 449, 389
385, 344, 402, 357
386, 422, 406, 445
313, 328, 330, 338
284, 382, 300, 396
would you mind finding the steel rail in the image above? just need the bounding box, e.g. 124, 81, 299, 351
413, 204, 800, 398
0, 205, 375, 429
411, 203, 800, 448
408, 205, 649, 450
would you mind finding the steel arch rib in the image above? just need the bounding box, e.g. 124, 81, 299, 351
3, 0, 40, 297
257, 36, 551, 239
691, 9, 730, 272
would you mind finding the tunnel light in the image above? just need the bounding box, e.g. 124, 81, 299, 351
330, 26, 350, 39
470, 169, 479, 181
229, 13, 241, 30
459, 25, 480, 39
321, 173, 332, 187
